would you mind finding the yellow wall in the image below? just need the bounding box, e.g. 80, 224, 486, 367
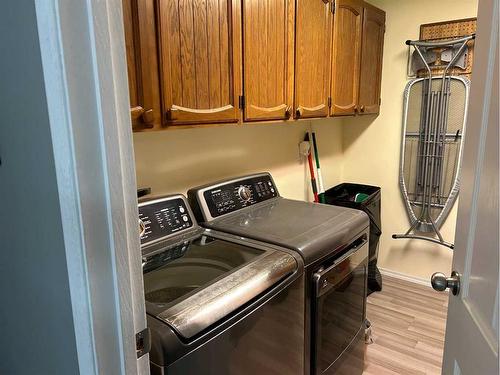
341, 0, 477, 279
134, 119, 344, 201
133, 0, 477, 281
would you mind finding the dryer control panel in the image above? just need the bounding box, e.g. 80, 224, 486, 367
200, 174, 278, 219
138, 196, 194, 246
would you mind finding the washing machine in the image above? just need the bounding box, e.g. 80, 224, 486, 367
188, 173, 370, 375
139, 194, 305, 375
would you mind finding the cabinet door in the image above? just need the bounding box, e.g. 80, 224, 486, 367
123, 0, 162, 130
330, 0, 364, 116
158, 0, 241, 125
294, 0, 332, 119
358, 3, 385, 115
242, 0, 294, 122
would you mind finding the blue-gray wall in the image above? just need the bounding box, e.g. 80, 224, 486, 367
0, 2, 80, 374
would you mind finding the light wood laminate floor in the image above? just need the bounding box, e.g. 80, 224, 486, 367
363, 275, 449, 375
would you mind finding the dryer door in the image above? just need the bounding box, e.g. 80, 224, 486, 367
312, 238, 368, 375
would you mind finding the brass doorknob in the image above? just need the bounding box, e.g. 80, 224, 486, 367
431, 271, 461, 295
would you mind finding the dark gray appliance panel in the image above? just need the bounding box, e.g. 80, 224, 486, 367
149, 274, 306, 375
313, 239, 368, 375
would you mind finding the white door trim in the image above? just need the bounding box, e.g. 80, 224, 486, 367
34, 0, 147, 374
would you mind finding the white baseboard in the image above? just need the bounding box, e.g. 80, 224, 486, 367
379, 267, 432, 288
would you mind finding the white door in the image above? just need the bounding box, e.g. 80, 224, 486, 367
432, 1, 499, 374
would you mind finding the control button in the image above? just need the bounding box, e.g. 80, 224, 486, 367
238, 186, 252, 202
182, 216, 189, 222
179, 206, 185, 213
268, 181, 272, 186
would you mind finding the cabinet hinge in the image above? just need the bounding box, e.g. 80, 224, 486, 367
136, 328, 151, 359
238, 95, 245, 110
331, 0, 336, 14
328, 97, 332, 108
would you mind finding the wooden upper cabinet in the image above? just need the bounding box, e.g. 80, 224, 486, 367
358, 3, 385, 115
294, 0, 332, 119
242, 0, 295, 122
331, 0, 364, 116
122, 0, 386, 128
158, 0, 241, 125
123, 0, 161, 130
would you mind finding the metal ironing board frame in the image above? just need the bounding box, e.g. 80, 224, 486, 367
393, 34, 475, 249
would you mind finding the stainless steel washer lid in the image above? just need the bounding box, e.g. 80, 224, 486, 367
140, 193, 300, 340
155, 249, 297, 339
203, 197, 369, 265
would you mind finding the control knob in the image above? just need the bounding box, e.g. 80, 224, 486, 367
238, 186, 252, 202
139, 219, 146, 238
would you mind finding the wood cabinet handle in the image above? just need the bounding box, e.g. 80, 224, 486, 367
296, 104, 327, 118
247, 104, 290, 120
131, 106, 154, 129
354, 105, 359, 114
170, 104, 234, 115
359, 105, 365, 113
142, 109, 155, 124
167, 104, 237, 123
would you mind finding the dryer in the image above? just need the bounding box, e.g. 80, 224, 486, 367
188, 173, 370, 375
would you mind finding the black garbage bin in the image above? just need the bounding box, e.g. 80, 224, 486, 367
324, 183, 382, 295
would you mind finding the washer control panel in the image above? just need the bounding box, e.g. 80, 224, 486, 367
203, 174, 278, 218
139, 197, 193, 246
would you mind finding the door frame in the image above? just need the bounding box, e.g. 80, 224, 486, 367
35, 0, 147, 374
